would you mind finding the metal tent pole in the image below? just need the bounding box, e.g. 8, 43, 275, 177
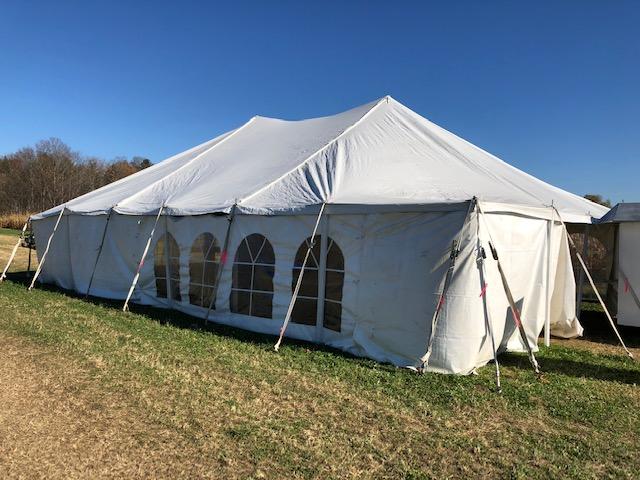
123, 205, 164, 312
314, 215, 329, 343
274, 203, 326, 352
85, 208, 114, 298
420, 198, 476, 371
477, 202, 541, 374
205, 204, 238, 322
476, 217, 501, 392
0, 219, 30, 283
29, 208, 65, 291
544, 205, 554, 347
576, 225, 589, 320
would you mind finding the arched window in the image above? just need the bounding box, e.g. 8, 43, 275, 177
154, 232, 181, 301
189, 233, 220, 308
292, 236, 344, 332
230, 234, 275, 318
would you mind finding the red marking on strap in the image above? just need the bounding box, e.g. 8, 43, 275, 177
435, 295, 446, 314
479, 282, 488, 298
624, 277, 630, 293
220, 251, 228, 264
511, 308, 523, 328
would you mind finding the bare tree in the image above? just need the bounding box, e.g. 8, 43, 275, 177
0, 138, 153, 215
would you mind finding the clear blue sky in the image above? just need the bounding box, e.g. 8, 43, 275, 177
1, 1, 638, 203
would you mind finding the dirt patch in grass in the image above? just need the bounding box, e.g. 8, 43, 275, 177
0, 334, 240, 479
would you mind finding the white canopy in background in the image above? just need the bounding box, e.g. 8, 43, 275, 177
35, 96, 607, 222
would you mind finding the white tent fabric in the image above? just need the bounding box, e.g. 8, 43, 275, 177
617, 223, 640, 327
30, 96, 605, 374
34, 96, 606, 222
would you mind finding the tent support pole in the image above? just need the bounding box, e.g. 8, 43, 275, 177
552, 206, 634, 359
544, 205, 554, 347
420, 198, 476, 371
123, 205, 164, 312
164, 214, 174, 308
205, 204, 238, 322
476, 216, 501, 392
478, 202, 541, 375
315, 215, 329, 343
85, 208, 114, 298
576, 225, 588, 320
29, 208, 65, 291
274, 203, 327, 352
1, 219, 30, 283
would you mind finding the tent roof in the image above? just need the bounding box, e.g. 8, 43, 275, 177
597, 203, 640, 223
35, 96, 607, 222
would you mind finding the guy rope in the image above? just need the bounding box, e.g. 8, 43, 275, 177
420, 198, 476, 371
274, 203, 326, 351
0, 218, 30, 283
477, 201, 541, 375
29, 207, 65, 291
123, 205, 164, 312
551, 205, 634, 359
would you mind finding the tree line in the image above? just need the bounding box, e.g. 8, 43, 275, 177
0, 138, 152, 215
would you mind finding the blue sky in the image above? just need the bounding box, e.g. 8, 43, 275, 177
1, 1, 638, 203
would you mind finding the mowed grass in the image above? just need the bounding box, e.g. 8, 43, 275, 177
0, 234, 638, 479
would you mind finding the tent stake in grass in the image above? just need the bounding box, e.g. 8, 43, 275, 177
29, 208, 65, 291
85, 208, 114, 298
0, 218, 30, 283
274, 202, 326, 351
551, 205, 634, 359
205, 204, 238, 322
123, 205, 164, 312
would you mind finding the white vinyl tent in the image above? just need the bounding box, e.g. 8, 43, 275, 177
30, 96, 608, 374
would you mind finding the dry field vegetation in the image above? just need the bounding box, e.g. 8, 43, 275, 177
0, 230, 638, 479
0, 213, 32, 231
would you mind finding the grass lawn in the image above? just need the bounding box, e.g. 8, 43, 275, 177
0, 233, 638, 479
0, 227, 21, 237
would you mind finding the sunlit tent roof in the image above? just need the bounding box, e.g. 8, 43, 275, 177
34, 96, 607, 222
597, 203, 640, 223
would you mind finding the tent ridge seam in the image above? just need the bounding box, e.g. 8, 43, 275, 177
238, 97, 388, 205
115, 117, 257, 214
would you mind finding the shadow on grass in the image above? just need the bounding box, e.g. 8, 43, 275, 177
3, 271, 395, 371
500, 352, 640, 385
5, 271, 638, 384
578, 310, 640, 349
